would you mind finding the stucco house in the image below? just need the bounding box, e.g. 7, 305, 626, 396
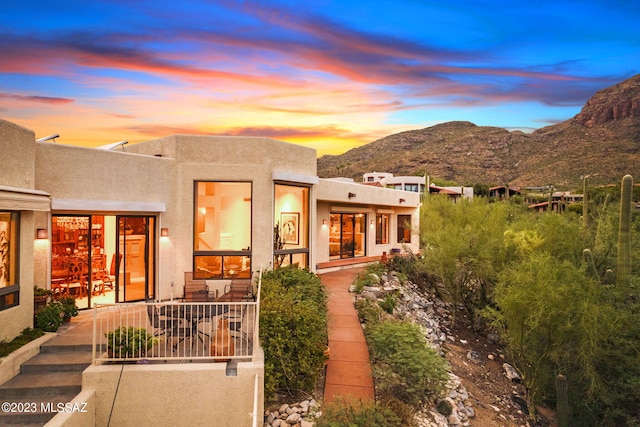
1, 116, 420, 344
1, 117, 421, 425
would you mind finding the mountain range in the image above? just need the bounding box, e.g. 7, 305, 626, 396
317, 74, 640, 190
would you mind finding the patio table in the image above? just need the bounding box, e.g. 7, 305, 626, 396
160, 304, 230, 346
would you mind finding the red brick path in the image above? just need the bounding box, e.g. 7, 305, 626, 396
320, 268, 375, 403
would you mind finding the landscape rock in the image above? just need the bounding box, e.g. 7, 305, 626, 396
503, 363, 521, 382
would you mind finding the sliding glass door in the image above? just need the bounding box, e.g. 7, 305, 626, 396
329, 213, 366, 260
116, 216, 155, 302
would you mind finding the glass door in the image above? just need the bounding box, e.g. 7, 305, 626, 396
329, 213, 366, 260
116, 216, 155, 302
51, 215, 92, 309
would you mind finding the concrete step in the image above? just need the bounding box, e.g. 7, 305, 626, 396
0, 371, 82, 399
39, 343, 94, 353
20, 352, 92, 374
0, 394, 78, 425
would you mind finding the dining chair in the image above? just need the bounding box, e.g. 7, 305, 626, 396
146, 302, 193, 350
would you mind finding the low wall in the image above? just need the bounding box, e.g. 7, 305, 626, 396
81, 352, 264, 427
45, 388, 96, 427
0, 333, 55, 384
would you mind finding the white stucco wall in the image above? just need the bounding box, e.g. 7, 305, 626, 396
315, 179, 420, 265
81, 358, 264, 427
128, 135, 317, 294
0, 120, 47, 341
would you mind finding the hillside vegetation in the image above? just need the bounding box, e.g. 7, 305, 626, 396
318, 74, 640, 190
406, 177, 640, 426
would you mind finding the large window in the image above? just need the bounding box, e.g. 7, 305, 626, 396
0, 212, 19, 311
194, 182, 252, 279
375, 214, 389, 245
397, 214, 412, 243
274, 184, 310, 268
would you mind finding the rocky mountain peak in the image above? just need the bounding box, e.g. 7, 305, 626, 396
573, 74, 640, 127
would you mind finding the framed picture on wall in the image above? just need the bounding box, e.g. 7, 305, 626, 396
280, 212, 299, 245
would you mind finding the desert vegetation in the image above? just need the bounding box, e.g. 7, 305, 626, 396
414, 175, 640, 426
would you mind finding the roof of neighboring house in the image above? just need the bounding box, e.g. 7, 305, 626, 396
429, 185, 461, 195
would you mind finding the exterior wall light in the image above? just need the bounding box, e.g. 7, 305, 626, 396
36, 229, 48, 239
161, 228, 169, 237
322, 219, 327, 225
348, 192, 356, 199
399, 198, 406, 203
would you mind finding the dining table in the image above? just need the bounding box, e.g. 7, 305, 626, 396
160, 303, 230, 346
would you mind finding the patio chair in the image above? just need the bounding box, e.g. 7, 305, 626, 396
184, 272, 211, 301
146, 302, 194, 350
220, 279, 254, 302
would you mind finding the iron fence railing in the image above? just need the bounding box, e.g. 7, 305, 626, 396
92, 298, 259, 363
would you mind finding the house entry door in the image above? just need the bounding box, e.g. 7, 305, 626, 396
329, 213, 366, 259
115, 216, 155, 302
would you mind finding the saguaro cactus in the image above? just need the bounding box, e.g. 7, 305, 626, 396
582, 249, 600, 281
582, 176, 590, 229
556, 374, 569, 427
617, 175, 633, 289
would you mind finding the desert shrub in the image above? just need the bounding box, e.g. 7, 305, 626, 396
260, 267, 328, 401
365, 319, 449, 406
436, 399, 452, 416
352, 270, 379, 293
379, 396, 418, 426
354, 298, 385, 324
316, 398, 401, 427
387, 250, 436, 291
378, 293, 397, 314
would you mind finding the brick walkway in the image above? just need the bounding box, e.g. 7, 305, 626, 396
319, 268, 375, 403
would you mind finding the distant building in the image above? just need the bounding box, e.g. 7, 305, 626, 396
489, 186, 521, 200
428, 184, 474, 202
363, 172, 426, 194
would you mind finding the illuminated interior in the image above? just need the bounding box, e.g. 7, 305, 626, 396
194, 182, 252, 279
329, 213, 366, 259
274, 184, 309, 268
376, 214, 390, 244
51, 215, 156, 309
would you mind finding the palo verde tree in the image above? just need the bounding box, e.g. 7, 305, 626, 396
420, 195, 513, 326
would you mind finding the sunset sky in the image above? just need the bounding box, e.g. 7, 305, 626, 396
1, 0, 638, 156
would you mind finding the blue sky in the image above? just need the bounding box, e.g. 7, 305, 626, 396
1, 0, 638, 155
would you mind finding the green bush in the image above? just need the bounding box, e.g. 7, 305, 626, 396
378, 293, 397, 314
105, 326, 156, 358
365, 319, 449, 406
35, 301, 64, 332
316, 398, 401, 427
354, 298, 385, 324
260, 267, 328, 401
56, 296, 78, 321
353, 271, 379, 293
0, 328, 45, 357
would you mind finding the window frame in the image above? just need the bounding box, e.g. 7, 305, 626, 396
0, 211, 20, 311
273, 183, 310, 268
397, 214, 412, 244
193, 181, 253, 279
375, 213, 389, 245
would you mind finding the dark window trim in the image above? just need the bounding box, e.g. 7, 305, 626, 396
193, 181, 253, 279
0, 211, 19, 311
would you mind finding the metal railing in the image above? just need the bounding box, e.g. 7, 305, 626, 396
92, 269, 262, 364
